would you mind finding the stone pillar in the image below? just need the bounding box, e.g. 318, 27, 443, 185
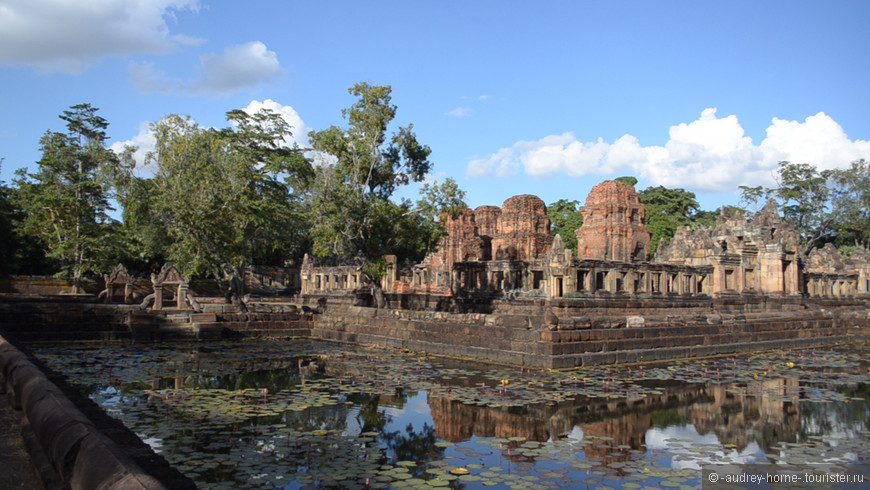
153, 284, 163, 310
759, 250, 785, 295
712, 264, 725, 293
564, 270, 576, 295
383, 255, 398, 293
624, 270, 636, 294
178, 283, 189, 309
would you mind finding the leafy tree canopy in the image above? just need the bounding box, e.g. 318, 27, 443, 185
829, 159, 870, 250
13, 103, 120, 291
547, 199, 583, 253
739, 160, 870, 256
131, 108, 311, 306
638, 186, 704, 256
307, 82, 432, 262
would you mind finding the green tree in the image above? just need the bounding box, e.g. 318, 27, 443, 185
547, 199, 583, 253
115, 176, 172, 272
307, 82, 432, 261
828, 159, 870, 250
138, 109, 310, 307
771, 161, 833, 255
13, 104, 119, 292
738, 161, 866, 256
415, 178, 468, 252
638, 186, 704, 256
0, 160, 52, 275
416, 178, 467, 222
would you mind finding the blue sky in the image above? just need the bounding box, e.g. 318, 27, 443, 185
2, 0, 869, 213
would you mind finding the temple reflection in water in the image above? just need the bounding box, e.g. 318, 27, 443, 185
428, 377, 802, 461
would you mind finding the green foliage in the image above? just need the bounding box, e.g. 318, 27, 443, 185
614, 176, 638, 188
417, 178, 467, 222
415, 178, 468, 252
829, 159, 870, 249
638, 186, 703, 256
737, 185, 768, 213
365, 198, 435, 267
0, 176, 52, 275
773, 162, 833, 254
12, 104, 120, 291
362, 259, 388, 282
307, 82, 432, 262
133, 109, 311, 303
116, 177, 171, 271
739, 160, 869, 255
547, 199, 583, 253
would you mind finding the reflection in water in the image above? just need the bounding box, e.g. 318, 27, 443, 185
426, 378, 805, 467
31, 341, 870, 488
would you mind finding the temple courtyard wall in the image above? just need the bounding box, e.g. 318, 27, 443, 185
1, 287, 867, 370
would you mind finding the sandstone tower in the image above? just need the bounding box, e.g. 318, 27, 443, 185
575, 180, 651, 262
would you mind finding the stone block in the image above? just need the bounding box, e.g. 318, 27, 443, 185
70, 432, 162, 490
592, 318, 611, 329
706, 314, 723, 325
626, 316, 645, 328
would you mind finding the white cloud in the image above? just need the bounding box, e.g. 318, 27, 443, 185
446, 107, 473, 117
466, 109, 870, 192
128, 42, 284, 96
242, 99, 309, 148
467, 146, 521, 178
761, 112, 870, 172
188, 41, 283, 96
0, 0, 202, 74
110, 122, 158, 177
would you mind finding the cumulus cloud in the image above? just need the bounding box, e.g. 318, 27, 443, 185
446, 107, 473, 117
111, 99, 308, 174
467, 109, 870, 192
0, 0, 202, 74
128, 41, 284, 96
188, 42, 283, 96
242, 99, 309, 148
110, 122, 158, 177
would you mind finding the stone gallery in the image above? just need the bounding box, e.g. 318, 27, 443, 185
302, 180, 870, 300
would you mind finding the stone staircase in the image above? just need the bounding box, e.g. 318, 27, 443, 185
126, 311, 223, 341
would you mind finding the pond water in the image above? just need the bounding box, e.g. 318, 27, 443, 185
31, 340, 870, 489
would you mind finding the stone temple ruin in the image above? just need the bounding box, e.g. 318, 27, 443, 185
301, 180, 870, 300
3, 178, 868, 370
